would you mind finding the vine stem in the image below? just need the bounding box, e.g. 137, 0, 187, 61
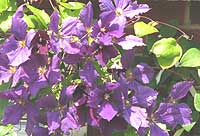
136, 15, 190, 41
49, 0, 58, 11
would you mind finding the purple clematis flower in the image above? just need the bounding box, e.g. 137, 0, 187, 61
49, 11, 84, 54
1, 5, 35, 66
0, 86, 41, 135
88, 82, 126, 121
137, 81, 193, 136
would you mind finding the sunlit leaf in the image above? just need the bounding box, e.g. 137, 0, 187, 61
150, 38, 182, 69
134, 21, 158, 37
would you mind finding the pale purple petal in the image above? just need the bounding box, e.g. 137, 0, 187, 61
118, 35, 145, 50
98, 102, 118, 121
123, 106, 148, 130
7, 47, 31, 66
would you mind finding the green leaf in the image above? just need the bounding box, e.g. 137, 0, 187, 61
194, 92, 200, 112
174, 128, 184, 136
150, 38, 182, 69
124, 126, 137, 136
24, 14, 39, 29
26, 5, 50, 28
0, 125, 14, 136
134, 21, 159, 37
179, 48, 200, 67
0, 0, 9, 13
60, 2, 85, 10
0, 11, 13, 32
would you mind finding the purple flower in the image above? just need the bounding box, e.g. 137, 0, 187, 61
92, 13, 125, 45
1, 5, 35, 66
155, 103, 192, 129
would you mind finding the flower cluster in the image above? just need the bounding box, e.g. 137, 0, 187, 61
0, 0, 194, 136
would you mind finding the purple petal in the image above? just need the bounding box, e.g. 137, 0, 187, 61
3, 104, 24, 125
88, 88, 104, 108
133, 63, 154, 84
150, 123, 169, 136
49, 11, 59, 33
79, 61, 99, 86
59, 85, 77, 105
121, 49, 135, 69
63, 54, 82, 64
124, 2, 150, 19
131, 85, 158, 108
99, 0, 115, 12
61, 112, 79, 134
61, 17, 79, 35
95, 46, 118, 66
36, 95, 57, 109
80, 1, 93, 28
11, 5, 27, 40
62, 39, 81, 54
118, 35, 145, 50
47, 111, 60, 134
32, 126, 48, 136
7, 47, 31, 66
123, 106, 148, 130
0, 36, 18, 54
28, 76, 48, 96
98, 102, 118, 121
169, 81, 194, 100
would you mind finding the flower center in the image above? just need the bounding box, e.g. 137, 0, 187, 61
115, 8, 123, 16
38, 67, 46, 75
100, 27, 106, 32
70, 36, 80, 43
104, 93, 110, 100
8, 66, 16, 74
19, 40, 26, 48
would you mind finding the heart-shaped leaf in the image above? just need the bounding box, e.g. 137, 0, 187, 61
150, 38, 182, 69
134, 21, 159, 37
